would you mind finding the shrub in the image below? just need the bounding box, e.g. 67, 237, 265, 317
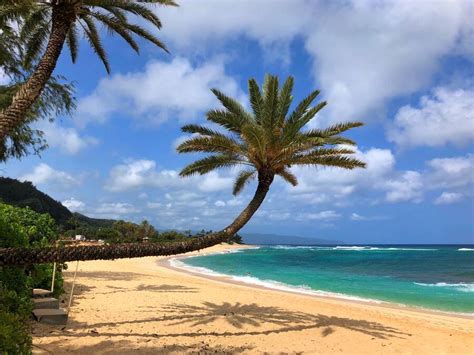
0, 203, 63, 354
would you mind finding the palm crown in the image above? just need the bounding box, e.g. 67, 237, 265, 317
177, 75, 366, 196
8, 0, 177, 73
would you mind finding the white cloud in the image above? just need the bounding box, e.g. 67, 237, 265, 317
426, 155, 474, 189
105, 159, 182, 192
382, 171, 423, 203
388, 87, 474, 148
350, 213, 389, 221
39, 122, 99, 154
288, 146, 428, 204
77, 57, 244, 126
214, 200, 226, 207
93, 203, 140, 219
296, 210, 341, 221
199, 171, 233, 192
434, 192, 464, 205
146, 202, 162, 209
20, 163, 78, 187
159, 0, 311, 57
105, 158, 236, 193
289, 147, 395, 200
157, 0, 472, 124
62, 198, 86, 212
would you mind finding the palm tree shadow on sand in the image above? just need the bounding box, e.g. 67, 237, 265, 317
48, 301, 410, 341
160, 302, 410, 339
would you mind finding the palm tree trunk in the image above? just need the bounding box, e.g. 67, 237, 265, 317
223, 171, 274, 235
0, 172, 274, 266
0, 4, 75, 144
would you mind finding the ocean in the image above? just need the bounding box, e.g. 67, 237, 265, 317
173, 245, 474, 314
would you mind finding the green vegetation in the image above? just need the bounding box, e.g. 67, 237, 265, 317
0, 177, 227, 245
0, 202, 65, 354
178, 74, 366, 235
0, 0, 176, 149
0, 177, 72, 224
0, 12, 75, 162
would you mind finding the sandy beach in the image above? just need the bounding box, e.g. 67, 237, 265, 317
32, 244, 474, 354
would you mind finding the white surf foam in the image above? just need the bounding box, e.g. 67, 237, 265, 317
414, 282, 474, 293
458, 248, 474, 251
230, 275, 383, 303
334, 246, 437, 251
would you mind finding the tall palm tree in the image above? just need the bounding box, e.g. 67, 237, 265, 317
0, 75, 365, 266
177, 74, 365, 235
0, 0, 177, 145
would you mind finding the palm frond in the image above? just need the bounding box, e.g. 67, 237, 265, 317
84, 0, 164, 28
305, 122, 364, 138
291, 154, 366, 169
261, 74, 279, 131
23, 14, 50, 69
176, 135, 243, 155
276, 76, 294, 127
87, 10, 139, 53
211, 88, 252, 123
119, 22, 168, 52
207, 109, 246, 134
80, 15, 111, 73
286, 89, 321, 125
181, 124, 223, 137
66, 24, 79, 63
240, 123, 267, 163
179, 154, 247, 176
281, 101, 327, 145
233, 169, 256, 195
277, 168, 298, 186
248, 78, 263, 123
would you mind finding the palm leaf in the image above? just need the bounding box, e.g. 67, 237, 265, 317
248, 78, 263, 123
291, 154, 366, 169
305, 122, 364, 138
179, 154, 247, 176
80, 15, 111, 73
277, 168, 298, 186
261, 74, 279, 131
66, 24, 79, 63
206, 109, 246, 134
176, 135, 243, 155
181, 124, 224, 137
211, 88, 252, 123
233, 169, 256, 195
87, 10, 139, 53
276, 76, 294, 127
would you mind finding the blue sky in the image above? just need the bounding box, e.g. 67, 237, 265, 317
2, 0, 473, 244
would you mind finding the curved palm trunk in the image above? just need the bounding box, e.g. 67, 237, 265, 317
0, 4, 75, 144
223, 171, 274, 235
0, 173, 274, 266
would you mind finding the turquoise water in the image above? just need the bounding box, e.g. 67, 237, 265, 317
179, 245, 474, 314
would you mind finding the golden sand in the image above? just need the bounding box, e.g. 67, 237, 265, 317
32, 244, 474, 354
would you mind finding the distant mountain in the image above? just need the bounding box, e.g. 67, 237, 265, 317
242, 232, 343, 245
0, 177, 114, 228
0, 177, 72, 224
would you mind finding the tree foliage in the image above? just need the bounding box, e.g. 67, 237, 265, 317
0, 16, 75, 162
178, 74, 366, 195
0, 202, 64, 354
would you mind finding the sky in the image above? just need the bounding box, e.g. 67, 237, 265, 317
1, 0, 473, 244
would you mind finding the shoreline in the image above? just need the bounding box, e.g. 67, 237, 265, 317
159, 244, 474, 320
32, 243, 474, 354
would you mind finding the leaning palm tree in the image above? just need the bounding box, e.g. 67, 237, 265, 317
0, 75, 365, 266
177, 74, 365, 235
0, 0, 177, 145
